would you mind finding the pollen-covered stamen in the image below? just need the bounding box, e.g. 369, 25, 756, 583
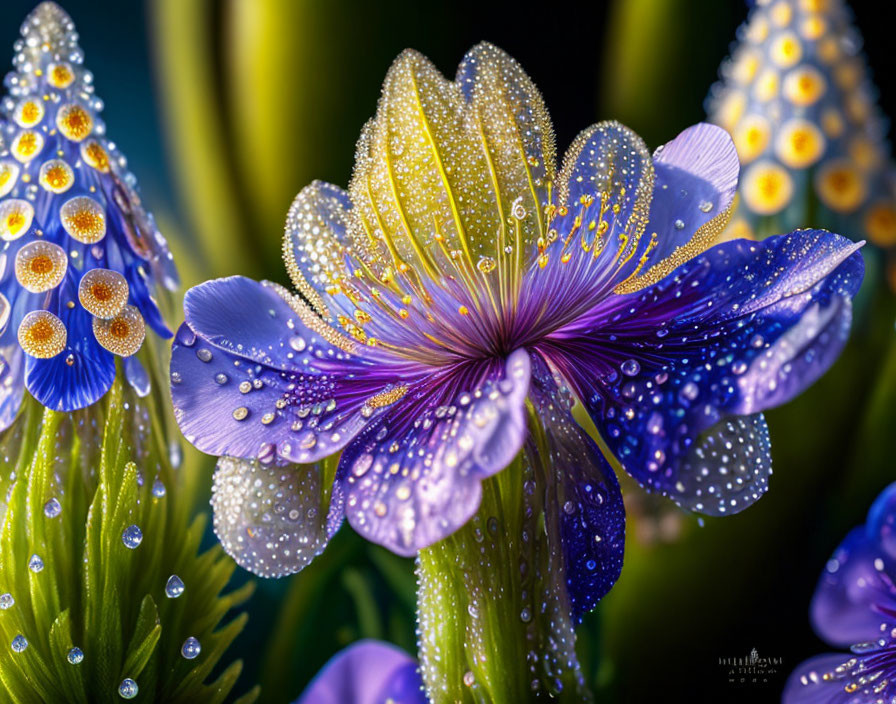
18, 310, 67, 359
38, 158, 75, 193
15, 240, 68, 293
0, 161, 20, 197
13, 98, 44, 127
93, 304, 145, 356
80, 139, 110, 172
78, 268, 129, 318
60, 196, 106, 243
55, 103, 93, 142
11, 130, 44, 162
47, 61, 75, 88
742, 161, 793, 215
815, 160, 866, 213
0, 199, 34, 240
775, 118, 825, 168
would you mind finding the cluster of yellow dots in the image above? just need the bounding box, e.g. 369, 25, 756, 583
1, 57, 145, 360
708, 0, 896, 249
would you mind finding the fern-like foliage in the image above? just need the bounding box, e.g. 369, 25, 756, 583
0, 376, 258, 703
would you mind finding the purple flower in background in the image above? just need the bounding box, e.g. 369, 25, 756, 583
295, 640, 425, 704
170, 41, 863, 623
0, 3, 177, 430
784, 483, 896, 703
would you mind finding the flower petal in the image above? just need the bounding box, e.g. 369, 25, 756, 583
336, 349, 531, 556
811, 484, 896, 648
283, 181, 357, 323
24, 275, 115, 411
172, 277, 417, 464
528, 352, 626, 620
672, 413, 772, 515
543, 230, 862, 512
295, 640, 424, 704
618, 123, 740, 293
782, 653, 866, 704
520, 121, 655, 333
211, 456, 343, 578
455, 42, 555, 259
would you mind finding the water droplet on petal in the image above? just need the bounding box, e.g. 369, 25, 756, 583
674, 219, 685, 230
28, 554, 44, 572
151, 479, 166, 498
67, 647, 84, 664
463, 671, 476, 687
621, 359, 640, 376
11, 635, 28, 653
0, 593, 13, 610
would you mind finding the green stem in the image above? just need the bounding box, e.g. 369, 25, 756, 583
416, 412, 592, 703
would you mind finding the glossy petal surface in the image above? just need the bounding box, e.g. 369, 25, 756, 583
296, 640, 425, 704
528, 352, 625, 620
171, 276, 415, 464
544, 230, 862, 511
336, 349, 531, 555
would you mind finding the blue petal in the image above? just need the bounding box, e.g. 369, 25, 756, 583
336, 350, 531, 556
782, 653, 866, 704
639, 123, 739, 271
528, 352, 625, 621
24, 275, 115, 412
811, 483, 896, 648
521, 122, 654, 325
295, 640, 425, 704
125, 260, 172, 339
544, 230, 863, 513
171, 278, 414, 464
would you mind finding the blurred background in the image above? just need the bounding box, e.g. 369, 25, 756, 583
2, 0, 894, 701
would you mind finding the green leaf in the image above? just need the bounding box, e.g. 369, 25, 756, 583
0, 371, 256, 702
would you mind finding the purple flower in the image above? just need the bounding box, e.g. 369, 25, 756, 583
171, 41, 863, 623
0, 3, 177, 430
295, 640, 425, 704
784, 483, 896, 703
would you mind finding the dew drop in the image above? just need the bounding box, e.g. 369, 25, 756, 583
151, 479, 166, 498
165, 575, 185, 598
11, 635, 28, 653
196, 348, 212, 362
67, 647, 84, 664
621, 359, 640, 377
289, 336, 306, 352
214, 373, 228, 385
463, 671, 476, 687
679, 382, 699, 402
0, 593, 14, 610
181, 636, 201, 660
43, 497, 61, 518
118, 678, 138, 699
520, 607, 532, 623
121, 525, 143, 549
698, 200, 713, 213
28, 554, 44, 572
674, 219, 685, 230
